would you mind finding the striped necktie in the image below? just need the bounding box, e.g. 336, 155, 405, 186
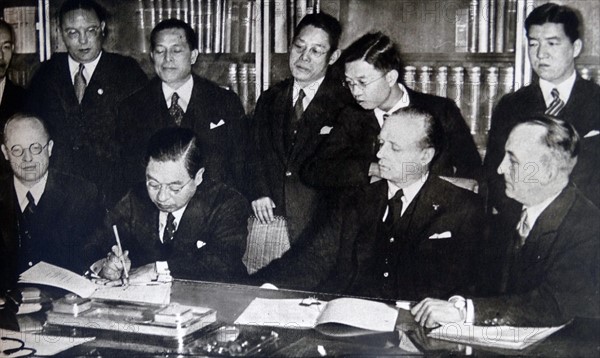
545, 88, 565, 116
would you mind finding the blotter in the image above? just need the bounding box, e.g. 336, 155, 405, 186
19, 261, 171, 305
1, 329, 95, 356
428, 322, 567, 350
234, 297, 398, 336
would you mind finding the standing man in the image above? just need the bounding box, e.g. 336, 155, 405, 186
485, 3, 600, 211
26, 0, 147, 205
249, 12, 354, 242
0, 113, 104, 292
302, 32, 482, 189
117, 19, 246, 197
0, 20, 24, 126
413, 116, 600, 327
92, 127, 249, 283
255, 109, 483, 300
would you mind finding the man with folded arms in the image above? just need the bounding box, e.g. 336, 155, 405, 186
255, 108, 483, 300
92, 127, 249, 284
413, 116, 600, 327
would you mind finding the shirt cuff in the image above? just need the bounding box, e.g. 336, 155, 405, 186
448, 295, 474, 324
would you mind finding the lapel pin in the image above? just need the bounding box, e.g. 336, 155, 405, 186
432, 204, 440, 211
97, 88, 104, 95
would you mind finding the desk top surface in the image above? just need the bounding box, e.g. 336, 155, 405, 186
4, 279, 600, 357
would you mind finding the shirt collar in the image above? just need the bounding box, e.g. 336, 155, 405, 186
522, 188, 564, 229
0, 77, 6, 106
387, 172, 428, 215
68, 51, 102, 84
538, 71, 576, 107
293, 76, 325, 108
158, 203, 189, 243
374, 83, 411, 127
162, 76, 194, 112
14, 172, 49, 212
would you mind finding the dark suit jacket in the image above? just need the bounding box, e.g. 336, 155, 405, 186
117, 75, 247, 197
25, 52, 147, 204
254, 175, 484, 301
248, 71, 354, 242
301, 88, 483, 189
0, 78, 25, 176
92, 179, 250, 283
473, 184, 600, 326
0, 170, 105, 292
485, 75, 600, 210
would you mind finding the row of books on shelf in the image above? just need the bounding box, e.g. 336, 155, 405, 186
456, 0, 521, 54
227, 62, 257, 114
2, 6, 37, 54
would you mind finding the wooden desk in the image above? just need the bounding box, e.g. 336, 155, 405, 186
4, 280, 600, 356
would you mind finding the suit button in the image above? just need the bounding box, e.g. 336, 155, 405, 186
285, 171, 292, 177
28, 261, 33, 267
389, 237, 395, 243
383, 272, 389, 278
73, 145, 80, 150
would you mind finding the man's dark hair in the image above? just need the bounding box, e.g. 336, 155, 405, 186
525, 114, 580, 172
0, 20, 15, 42
525, 3, 580, 43
293, 12, 341, 56
59, 0, 107, 27
389, 107, 445, 163
151, 19, 198, 51
3, 113, 51, 144
145, 127, 204, 178
341, 31, 405, 84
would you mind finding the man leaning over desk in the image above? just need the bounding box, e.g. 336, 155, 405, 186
413, 116, 600, 327
90, 127, 250, 284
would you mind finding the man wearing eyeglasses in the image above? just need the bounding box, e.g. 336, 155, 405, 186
249, 12, 354, 245
91, 127, 249, 284
25, 0, 147, 206
0, 113, 104, 292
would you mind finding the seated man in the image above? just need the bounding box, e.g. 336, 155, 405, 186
412, 116, 600, 327
93, 127, 250, 284
0, 113, 104, 292
254, 108, 484, 301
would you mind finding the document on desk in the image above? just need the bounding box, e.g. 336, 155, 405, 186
19, 262, 171, 305
234, 297, 398, 336
1, 329, 95, 356
428, 322, 567, 350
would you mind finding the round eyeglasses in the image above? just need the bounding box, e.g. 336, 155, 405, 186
146, 177, 194, 196
343, 73, 387, 91
10, 142, 50, 157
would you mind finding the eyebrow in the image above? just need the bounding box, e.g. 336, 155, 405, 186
146, 175, 184, 185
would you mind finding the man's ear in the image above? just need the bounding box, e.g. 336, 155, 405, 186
420, 147, 435, 168
328, 49, 341, 65
385, 69, 399, 87
573, 38, 583, 58
1, 144, 8, 161
100, 21, 106, 36
48, 139, 54, 157
190, 48, 199, 65
194, 167, 205, 186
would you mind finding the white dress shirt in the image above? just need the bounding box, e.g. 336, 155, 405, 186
14, 173, 48, 212
539, 71, 576, 107
293, 76, 326, 110
158, 204, 188, 243
374, 83, 411, 128
382, 173, 429, 221
68, 52, 102, 85
162, 76, 194, 112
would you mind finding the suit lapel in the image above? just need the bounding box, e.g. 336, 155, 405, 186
172, 187, 209, 251
399, 176, 446, 241
57, 55, 80, 108
272, 82, 293, 165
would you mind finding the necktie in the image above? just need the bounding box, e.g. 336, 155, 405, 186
74, 63, 87, 103
291, 89, 306, 124
384, 189, 404, 227
545, 88, 565, 116
23, 191, 36, 221
287, 89, 306, 153
515, 208, 530, 247
163, 213, 176, 242
169, 92, 184, 126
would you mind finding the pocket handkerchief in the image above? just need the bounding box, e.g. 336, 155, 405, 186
196, 240, 207, 249
210, 119, 226, 129
584, 130, 599, 138
319, 126, 333, 135
429, 231, 452, 239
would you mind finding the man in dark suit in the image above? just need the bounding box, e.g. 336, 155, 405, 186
93, 127, 249, 284
485, 3, 600, 210
255, 108, 483, 301
25, 0, 147, 205
117, 19, 246, 197
413, 116, 599, 327
0, 114, 104, 293
301, 32, 482, 190
249, 13, 354, 242
0, 20, 24, 127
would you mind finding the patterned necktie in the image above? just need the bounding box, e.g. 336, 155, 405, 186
163, 213, 176, 242
545, 88, 565, 116
23, 191, 36, 221
74, 63, 87, 103
384, 189, 404, 227
515, 208, 531, 247
169, 92, 184, 126
291, 89, 306, 124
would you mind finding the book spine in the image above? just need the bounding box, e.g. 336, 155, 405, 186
250, 1, 256, 53
137, 0, 148, 53
174, 0, 182, 19
204, 0, 213, 53
214, 0, 223, 52
468, 0, 478, 53
156, 0, 164, 23
223, 0, 232, 52
238, 63, 250, 113
306, 0, 315, 15
455, 8, 469, 53
196, 0, 204, 52
404, 66, 417, 90
314, 0, 320, 13
465, 67, 481, 134
220, 0, 228, 52
165, 0, 173, 19
499, 66, 514, 96
295, 0, 307, 27
240, 1, 252, 53
230, 0, 241, 53
483, 67, 498, 133
255, 0, 263, 96
488, 0, 496, 53
182, 0, 190, 23
504, 0, 517, 52
274, 0, 288, 53
228, 63, 239, 94
478, 0, 489, 53
37, 1, 45, 61
417, 66, 432, 94
448, 66, 464, 110
262, 0, 271, 90
288, 0, 295, 44
494, 0, 505, 52
435, 66, 448, 98
248, 63, 256, 112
